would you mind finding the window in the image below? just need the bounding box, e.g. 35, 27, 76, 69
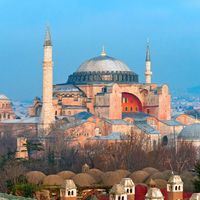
178, 186, 181, 190
68, 191, 70, 196
71, 191, 74, 195
135, 106, 138, 111
125, 107, 128, 112
147, 109, 150, 114
118, 196, 121, 200
175, 186, 178, 191
122, 196, 124, 200
130, 107, 133, 112
127, 189, 129, 193
55, 111, 57, 115
8, 114, 10, 119
130, 189, 132, 193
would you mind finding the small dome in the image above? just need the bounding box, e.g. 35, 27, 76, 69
183, 178, 195, 192
142, 167, 159, 175
26, 171, 46, 185
57, 171, 75, 180
129, 170, 149, 183
43, 175, 64, 186
154, 179, 167, 189
0, 94, 9, 100
147, 172, 165, 182
87, 168, 104, 183
72, 173, 96, 187
110, 184, 125, 195
178, 123, 200, 140
101, 171, 123, 187
77, 55, 131, 73
145, 187, 164, 199
115, 169, 131, 178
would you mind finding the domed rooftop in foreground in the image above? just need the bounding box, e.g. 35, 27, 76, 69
178, 123, 200, 140
67, 48, 138, 84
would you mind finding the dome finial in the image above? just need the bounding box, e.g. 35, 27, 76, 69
101, 45, 106, 56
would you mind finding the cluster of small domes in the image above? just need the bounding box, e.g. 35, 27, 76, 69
25, 166, 196, 192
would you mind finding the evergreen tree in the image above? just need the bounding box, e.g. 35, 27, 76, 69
194, 161, 200, 192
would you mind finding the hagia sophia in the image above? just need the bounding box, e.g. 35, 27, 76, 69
0, 28, 200, 150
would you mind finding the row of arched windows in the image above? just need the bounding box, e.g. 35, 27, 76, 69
118, 196, 125, 200
0, 113, 10, 120
0, 103, 9, 109
126, 188, 133, 193
67, 190, 74, 196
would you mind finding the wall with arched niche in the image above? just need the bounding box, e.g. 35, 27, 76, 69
122, 92, 142, 113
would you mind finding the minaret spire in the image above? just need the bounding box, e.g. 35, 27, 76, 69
145, 40, 152, 84
40, 27, 54, 132
146, 39, 150, 62
44, 27, 52, 46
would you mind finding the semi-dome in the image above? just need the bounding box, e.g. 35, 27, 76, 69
178, 123, 200, 140
67, 49, 138, 84
77, 55, 131, 73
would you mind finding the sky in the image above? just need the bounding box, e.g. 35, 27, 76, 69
0, 0, 200, 101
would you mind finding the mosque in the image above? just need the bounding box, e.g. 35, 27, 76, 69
1, 28, 200, 150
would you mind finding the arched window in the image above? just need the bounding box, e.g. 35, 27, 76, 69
175, 186, 178, 190
130, 188, 132, 193
71, 190, 74, 195
55, 111, 57, 115
68, 191, 70, 196
122, 196, 124, 200
125, 107, 128, 111
127, 189, 129, 193
178, 186, 181, 190
118, 196, 120, 200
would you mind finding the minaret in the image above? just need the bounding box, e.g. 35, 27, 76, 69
145, 41, 152, 84
40, 27, 54, 131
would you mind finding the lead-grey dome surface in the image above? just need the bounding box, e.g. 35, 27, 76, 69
77, 55, 131, 72
178, 123, 200, 140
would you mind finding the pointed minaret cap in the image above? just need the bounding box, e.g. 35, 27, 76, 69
101, 45, 106, 56
146, 39, 150, 62
44, 27, 52, 46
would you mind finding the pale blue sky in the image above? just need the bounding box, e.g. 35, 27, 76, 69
0, 0, 200, 100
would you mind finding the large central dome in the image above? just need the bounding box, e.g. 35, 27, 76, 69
67, 48, 138, 84
77, 55, 131, 72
